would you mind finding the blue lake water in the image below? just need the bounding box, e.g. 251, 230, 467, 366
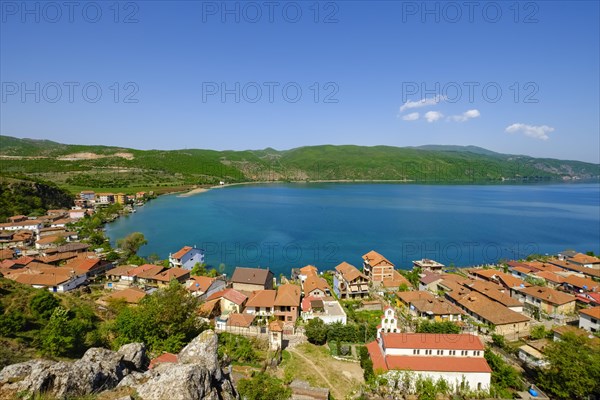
105, 183, 600, 276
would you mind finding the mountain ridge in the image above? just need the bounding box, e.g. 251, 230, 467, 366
1, 135, 598, 192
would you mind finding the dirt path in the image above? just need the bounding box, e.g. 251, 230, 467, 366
288, 347, 342, 399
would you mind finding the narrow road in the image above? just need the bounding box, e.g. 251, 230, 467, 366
288, 347, 342, 399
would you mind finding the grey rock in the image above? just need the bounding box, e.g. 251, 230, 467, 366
134, 363, 218, 400
118, 342, 148, 370
178, 330, 221, 380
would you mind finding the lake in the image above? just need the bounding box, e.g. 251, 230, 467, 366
105, 183, 600, 276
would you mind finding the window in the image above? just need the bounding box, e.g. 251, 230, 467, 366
449, 350, 456, 356
413, 349, 420, 355
461, 350, 467, 356
592, 318, 598, 324
266, 307, 270, 312
390, 319, 394, 324
437, 350, 443, 355
425, 349, 432, 355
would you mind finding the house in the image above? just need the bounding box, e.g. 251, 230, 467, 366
419, 271, 444, 292
548, 259, 600, 280
7, 215, 28, 223
230, 267, 274, 291
469, 268, 530, 291
532, 271, 565, 288
244, 289, 277, 318
518, 339, 550, 368
208, 288, 248, 315
397, 291, 463, 322
333, 261, 369, 299
413, 258, 445, 272
446, 288, 530, 340
301, 296, 347, 325
362, 250, 395, 284
297, 265, 319, 284
302, 272, 331, 297
80, 190, 96, 202
115, 193, 127, 204
379, 270, 412, 293
568, 253, 600, 269
185, 275, 226, 300
225, 313, 256, 330
579, 306, 600, 333
63, 256, 106, 277
95, 193, 115, 205
168, 246, 205, 270
552, 325, 600, 346
50, 218, 74, 228
69, 208, 86, 220
274, 283, 301, 324
6, 263, 87, 292
105, 264, 139, 288
149, 267, 190, 287
462, 279, 524, 313
561, 274, 599, 293
367, 333, 491, 392
512, 286, 576, 316
0, 220, 42, 235
132, 265, 166, 286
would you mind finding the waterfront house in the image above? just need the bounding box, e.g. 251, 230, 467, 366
418, 272, 444, 292
297, 265, 319, 285
413, 258, 445, 272
302, 271, 331, 297
149, 267, 190, 287
579, 306, 600, 333
95, 193, 115, 205
567, 253, 600, 270
333, 261, 369, 299
548, 258, 600, 280
462, 279, 524, 313
362, 250, 395, 284
231, 267, 274, 292
130, 265, 165, 286
561, 274, 599, 293
168, 245, 205, 270
367, 333, 491, 391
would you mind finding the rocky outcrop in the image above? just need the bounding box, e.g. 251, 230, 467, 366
0, 330, 238, 400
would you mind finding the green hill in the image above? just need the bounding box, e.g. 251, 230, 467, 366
0, 135, 598, 193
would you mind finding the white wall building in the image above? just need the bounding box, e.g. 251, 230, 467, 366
367, 333, 491, 393
579, 306, 600, 333
377, 306, 400, 339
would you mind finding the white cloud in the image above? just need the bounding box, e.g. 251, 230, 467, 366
402, 112, 419, 121
505, 123, 555, 140
424, 111, 444, 123
449, 109, 481, 122
400, 94, 446, 112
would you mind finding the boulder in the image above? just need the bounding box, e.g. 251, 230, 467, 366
178, 330, 221, 380
118, 343, 148, 370
134, 363, 219, 400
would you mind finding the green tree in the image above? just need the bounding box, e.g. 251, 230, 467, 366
485, 348, 521, 396
529, 325, 550, 340
491, 334, 506, 349
40, 306, 76, 356
30, 290, 60, 320
116, 232, 147, 259
304, 317, 329, 345
540, 332, 600, 399
398, 283, 409, 292
111, 281, 205, 353
0, 309, 26, 337
237, 372, 291, 400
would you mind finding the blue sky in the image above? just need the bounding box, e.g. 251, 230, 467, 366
1, 1, 599, 163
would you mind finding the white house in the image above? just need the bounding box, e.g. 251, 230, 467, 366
367, 333, 491, 392
69, 208, 86, 220
0, 220, 42, 235
301, 296, 347, 325
579, 306, 600, 333
169, 246, 205, 270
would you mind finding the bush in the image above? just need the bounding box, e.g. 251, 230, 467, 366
305, 318, 328, 345
416, 320, 461, 334
30, 290, 60, 320
237, 372, 291, 400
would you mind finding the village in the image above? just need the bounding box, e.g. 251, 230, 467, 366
1, 190, 600, 399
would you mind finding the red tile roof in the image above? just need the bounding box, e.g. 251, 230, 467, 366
152, 267, 189, 282
363, 250, 394, 267
208, 288, 247, 305
580, 306, 600, 319
227, 313, 255, 328
517, 286, 576, 305
187, 276, 216, 293
171, 246, 193, 260
381, 333, 485, 351
246, 290, 277, 308
275, 284, 301, 307
335, 262, 367, 282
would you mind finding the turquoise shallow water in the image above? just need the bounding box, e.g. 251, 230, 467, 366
105, 183, 600, 275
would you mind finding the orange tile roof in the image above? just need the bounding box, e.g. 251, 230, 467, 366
533, 271, 565, 284
187, 276, 216, 292
563, 275, 600, 292
227, 313, 255, 328
447, 288, 530, 325
548, 259, 600, 278
570, 253, 600, 264
269, 320, 284, 332
463, 280, 522, 308
275, 284, 301, 306
385, 355, 491, 373
335, 261, 366, 282
134, 265, 165, 279
171, 246, 193, 260
15, 273, 72, 286
517, 286, 576, 305
246, 290, 277, 308
397, 291, 435, 303
381, 333, 485, 351
299, 265, 318, 275
303, 273, 330, 295
382, 270, 411, 288
208, 288, 247, 305
580, 306, 600, 319
64, 257, 102, 274
152, 267, 189, 282
363, 250, 394, 267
